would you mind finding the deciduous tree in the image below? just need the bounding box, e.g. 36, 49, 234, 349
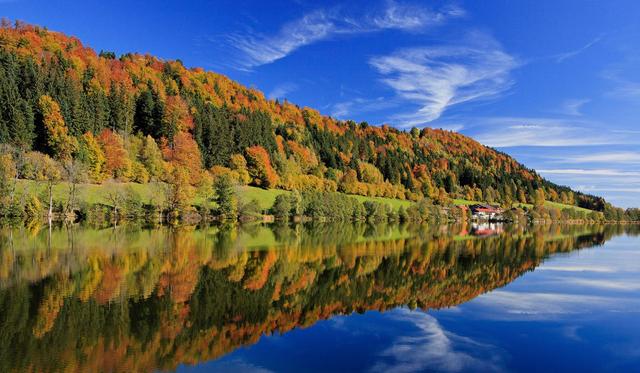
245, 145, 278, 188
38, 95, 77, 161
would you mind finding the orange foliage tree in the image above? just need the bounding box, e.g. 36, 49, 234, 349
162, 131, 202, 184
245, 146, 278, 188
98, 129, 131, 180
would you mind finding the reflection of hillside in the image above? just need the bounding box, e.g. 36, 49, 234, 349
0, 223, 634, 372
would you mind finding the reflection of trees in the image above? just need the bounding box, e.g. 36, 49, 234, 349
0, 223, 635, 372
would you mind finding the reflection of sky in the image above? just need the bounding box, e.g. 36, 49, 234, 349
179, 235, 640, 373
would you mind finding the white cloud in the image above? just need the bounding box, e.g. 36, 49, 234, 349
228, 1, 462, 69
576, 186, 640, 194
471, 290, 639, 320
539, 265, 615, 273
602, 60, 640, 100
609, 80, 640, 100
369, 32, 518, 127
203, 359, 275, 373
469, 117, 640, 147
553, 151, 640, 164
561, 278, 640, 291
330, 96, 399, 119
553, 36, 602, 63
538, 169, 640, 177
369, 309, 504, 373
268, 82, 297, 100
561, 98, 590, 116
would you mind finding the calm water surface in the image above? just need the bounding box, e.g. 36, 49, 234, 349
0, 223, 638, 372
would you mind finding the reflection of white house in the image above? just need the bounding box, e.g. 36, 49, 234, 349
471, 222, 504, 236
470, 204, 503, 220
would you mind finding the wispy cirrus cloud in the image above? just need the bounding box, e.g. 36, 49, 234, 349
538, 169, 640, 177
553, 36, 603, 63
550, 151, 640, 164
330, 96, 399, 119
469, 117, 634, 147
560, 98, 590, 116
607, 78, 640, 100
465, 113, 640, 148
576, 186, 640, 194
267, 82, 297, 100
370, 310, 504, 373
602, 55, 640, 100
369, 32, 518, 127
539, 265, 615, 273
561, 278, 640, 291
226, 1, 463, 70
471, 290, 640, 321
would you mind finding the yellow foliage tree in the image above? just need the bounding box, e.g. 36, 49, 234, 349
38, 95, 77, 161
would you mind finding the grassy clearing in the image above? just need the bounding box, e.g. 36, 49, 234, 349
15, 179, 162, 205
348, 194, 413, 210
236, 186, 289, 210
236, 186, 413, 211
516, 201, 594, 213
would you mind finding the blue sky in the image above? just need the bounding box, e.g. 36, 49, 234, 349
3, 0, 639, 207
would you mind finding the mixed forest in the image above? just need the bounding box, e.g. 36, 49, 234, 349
0, 21, 637, 222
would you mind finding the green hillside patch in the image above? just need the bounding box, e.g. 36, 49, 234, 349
238, 186, 413, 211
348, 194, 413, 210
237, 186, 289, 210
15, 179, 165, 206
516, 201, 594, 214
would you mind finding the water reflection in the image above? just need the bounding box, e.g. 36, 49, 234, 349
0, 223, 636, 372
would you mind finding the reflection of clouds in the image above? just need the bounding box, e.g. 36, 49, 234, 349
561, 278, 640, 291
562, 325, 583, 342
471, 290, 640, 321
370, 309, 504, 373
477, 291, 608, 315
191, 358, 274, 373
539, 265, 615, 273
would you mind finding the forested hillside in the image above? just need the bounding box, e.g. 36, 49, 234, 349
0, 21, 610, 212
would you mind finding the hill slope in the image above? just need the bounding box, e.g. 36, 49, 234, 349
0, 21, 606, 211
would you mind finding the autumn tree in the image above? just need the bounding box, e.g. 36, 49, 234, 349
77, 132, 106, 182
38, 95, 77, 161
0, 153, 16, 210
162, 95, 192, 140
534, 188, 546, 209
245, 145, 278, 188
229, 154, 250, 185
166, 167, 195, 214
22, 152, 61, 220
98, 129, 131, 180
163, 131, 202, 184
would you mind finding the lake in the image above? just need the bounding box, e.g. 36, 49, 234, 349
0, 222, 638, 372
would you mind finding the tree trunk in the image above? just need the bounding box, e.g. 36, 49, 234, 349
48, 182, 53, 222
